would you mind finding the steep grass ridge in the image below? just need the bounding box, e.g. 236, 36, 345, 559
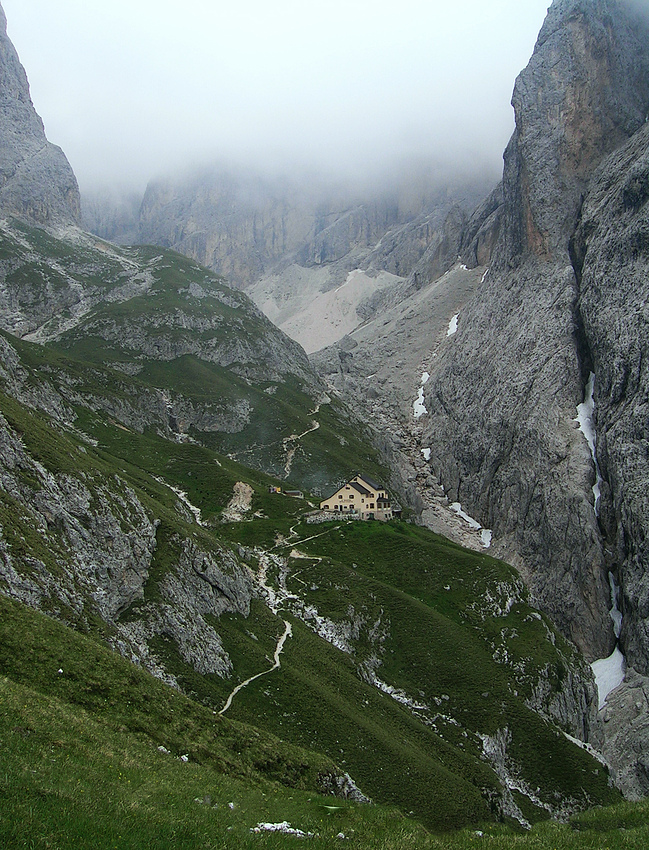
0, 220, 388, 492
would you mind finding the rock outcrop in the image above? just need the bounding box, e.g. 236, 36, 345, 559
0, 331, 254, 683
419, 0, 649, 662
600, 669, 649, 799
0, 3, 80, 227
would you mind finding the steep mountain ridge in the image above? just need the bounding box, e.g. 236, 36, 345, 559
0, 3, 79, 227
314, 2, 649, 796
85, 163, 492, 352
419, 0, 649, 661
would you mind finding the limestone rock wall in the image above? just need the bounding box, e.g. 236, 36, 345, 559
420, 0, 649, 661
0, 3, 80, 227
134, 165, 489, 292
573, 122, 649, 673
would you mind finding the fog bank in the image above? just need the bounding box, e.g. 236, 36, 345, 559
3, 0, 552, 192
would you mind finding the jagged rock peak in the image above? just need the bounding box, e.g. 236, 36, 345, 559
0, 1, 80, 227
497, 0, 649, 264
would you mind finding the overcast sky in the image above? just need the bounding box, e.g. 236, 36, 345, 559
3, 0, 551, 193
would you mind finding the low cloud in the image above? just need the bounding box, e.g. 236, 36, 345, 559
3, 0, 552, 191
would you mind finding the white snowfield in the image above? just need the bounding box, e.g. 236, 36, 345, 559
413, 372, 430, 419
447, 313, 459, 336
450, 502, 481, 530
448, 502, 493, 549
480, 529, 493, 548
413, 388, 427, 418
592, 648, 625, 710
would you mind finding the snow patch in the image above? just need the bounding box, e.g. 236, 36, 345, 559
575, 372, 603, 515
447, 314, 459, 336
449, 503, 492, 548
413, 387, 427, 419
591, 571, 625, 709
450, 502, 481, 530
592, 648, 625, 710
421, 448, 431, 461
414, 372, 431, 418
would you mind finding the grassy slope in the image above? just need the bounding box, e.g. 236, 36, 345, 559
0, 333, 619, 833
1, 218, 390, 494
0, 595, 424, 849
194, 520, 618, 831
1, 596, 647, 849
42, 242, 388, 493
0, 223, 643, 843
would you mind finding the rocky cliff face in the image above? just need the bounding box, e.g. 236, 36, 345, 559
0, 3, 80, 227
0, 332, 254, 685
419, 0, 649, 662
105, 164, 493, 353
138, 169, 314, 288
572, 120, 649, 673
136, 166, 487, 291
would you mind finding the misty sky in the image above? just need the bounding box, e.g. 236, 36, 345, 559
3, 0, 551, 192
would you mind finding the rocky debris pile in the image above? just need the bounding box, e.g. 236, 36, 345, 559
250, 822, 315, 837
311, 263, 491, 552
220, 482, 255, 523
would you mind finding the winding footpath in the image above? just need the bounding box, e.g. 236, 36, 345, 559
217, 522, 340, 716
218, 620, 293, 716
